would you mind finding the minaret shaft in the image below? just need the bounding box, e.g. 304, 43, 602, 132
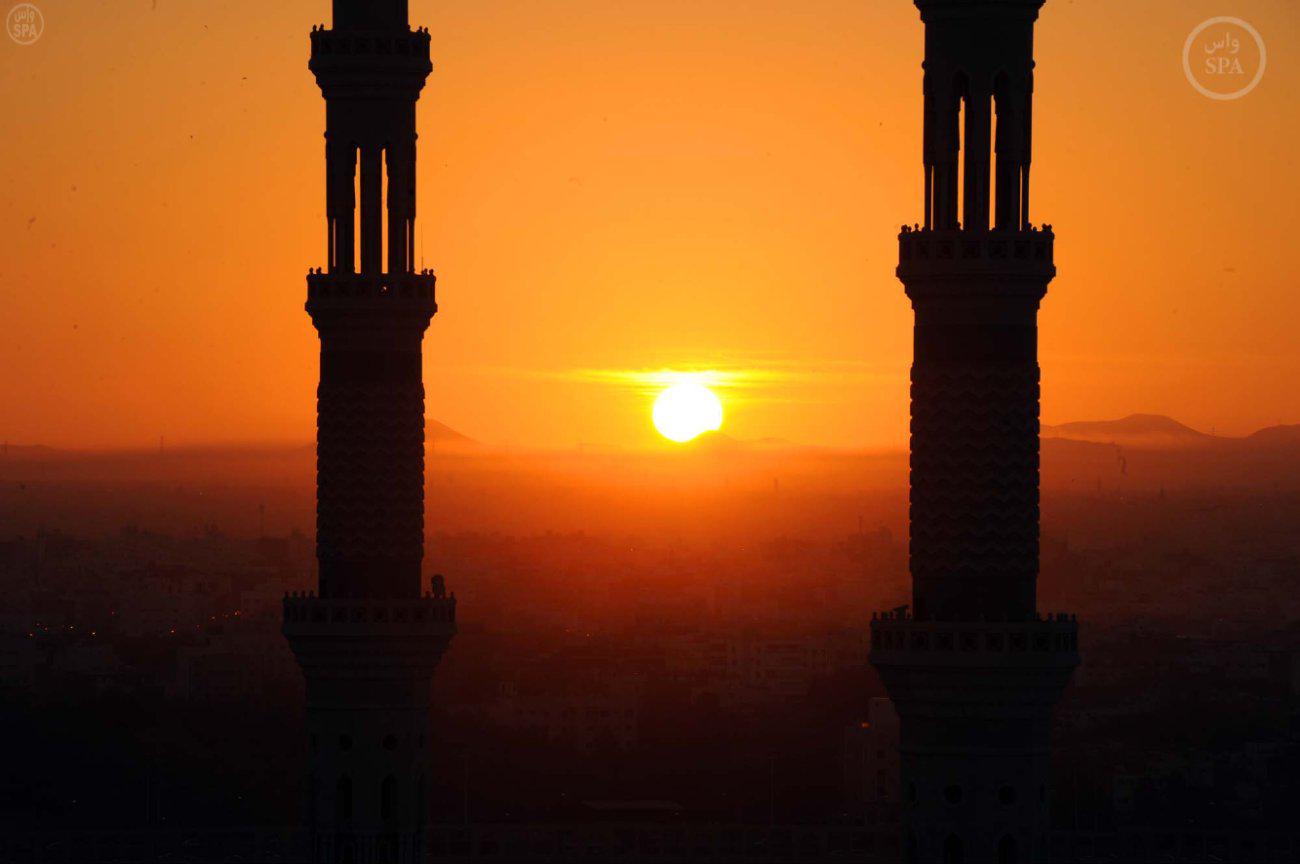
910, 285, 1042, 622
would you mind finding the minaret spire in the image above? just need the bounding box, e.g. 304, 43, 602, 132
284, 3, 456, 861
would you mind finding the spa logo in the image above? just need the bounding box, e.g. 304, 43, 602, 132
6, 3, 42, 45
1183, 17, 1266, 101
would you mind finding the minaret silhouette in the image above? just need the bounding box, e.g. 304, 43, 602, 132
282, 3, 456, 862
870, 2, 1078, 863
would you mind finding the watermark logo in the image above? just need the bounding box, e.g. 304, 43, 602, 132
1183, 17, 1266, 101
6, 3, 42, 45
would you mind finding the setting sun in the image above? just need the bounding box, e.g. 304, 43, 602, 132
653, 382, 724, 443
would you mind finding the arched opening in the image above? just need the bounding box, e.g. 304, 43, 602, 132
416, 773, 426, 830
952, 72, 969, 231
381, 774, 398, 823
351, 144, 362, 272
380, 144, 390, 274
998, 834, 1018, 864
992, 71, 1021, 230
307, 772, 317, 827
326, 141, 359, 274
384, 142, 416, 274
928, 70, 969, 231
336, 775, 353, 822
943, 833, 963, 864
358, 143, 384, 274
922, 71, 934, 229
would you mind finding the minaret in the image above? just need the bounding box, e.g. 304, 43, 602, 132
283, 2, 455, 862
870, 2, 1078, 862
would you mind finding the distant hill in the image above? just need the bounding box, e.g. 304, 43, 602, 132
1244, 424, 1300, 447
0, 443, 61, 461
0, 420, 474, 461
429, 420, 474, 445
1039, 415, 1300, 491
1043, 414, 1212, 449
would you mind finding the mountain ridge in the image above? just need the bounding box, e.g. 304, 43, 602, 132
4, 415, 1297, 458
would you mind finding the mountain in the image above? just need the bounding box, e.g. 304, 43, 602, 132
429, 420, 474, 445
1039, 415, 1300, 492
1042, 414, 1212, 450
679, 430, 743, 453
0, 443, 62, 461
0, 420, 474, 458
1244, 424, 1300, 447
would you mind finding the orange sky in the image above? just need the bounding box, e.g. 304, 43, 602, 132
1, 0, 1297, 450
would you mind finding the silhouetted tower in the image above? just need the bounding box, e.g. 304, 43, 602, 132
282, 2, 455, 862
870, 2, 1078, 862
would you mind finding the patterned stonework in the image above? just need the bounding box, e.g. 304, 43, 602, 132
316, 380, 427, 565
909, 362, 1040, 620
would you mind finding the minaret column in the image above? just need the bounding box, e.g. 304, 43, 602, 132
871, 2, 1078, 862
285, 7, 456, 863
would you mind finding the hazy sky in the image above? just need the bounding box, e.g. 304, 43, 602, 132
1, 0, 1297, 450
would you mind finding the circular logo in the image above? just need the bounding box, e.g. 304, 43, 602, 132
1183, 17, 1266, 101
6, 3, 42, 45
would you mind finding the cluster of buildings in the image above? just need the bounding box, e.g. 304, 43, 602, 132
0, 528, 310, 702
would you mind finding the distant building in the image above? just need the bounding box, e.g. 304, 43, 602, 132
843, 697, 900, 826
172, 627, 301, 703
491, 676, 640, 754
0, 632, 38, 689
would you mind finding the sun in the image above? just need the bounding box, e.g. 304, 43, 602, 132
653, 382, 724, 443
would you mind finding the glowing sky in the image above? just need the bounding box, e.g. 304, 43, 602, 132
1, 0, 1297, 450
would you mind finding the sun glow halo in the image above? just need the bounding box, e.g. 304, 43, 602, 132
652, 382, 724, 443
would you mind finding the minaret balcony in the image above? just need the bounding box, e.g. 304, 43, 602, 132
309, 28, 433, 97
282, 593, 456, 635
869, 612, 1079, 710
306, 271, 436, 312
282, 593, 457, 677
870, 612, 1078, 667
897, 227, 1056, 285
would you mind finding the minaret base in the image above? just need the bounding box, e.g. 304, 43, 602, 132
284, 594, 456, 864
872, 615, 1078, 863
